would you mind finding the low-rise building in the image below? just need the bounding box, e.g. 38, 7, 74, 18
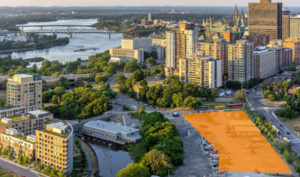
35, 122, 74, 174
0, 128, 35, 160
0, 110, 53, 136
83, 120, 141, 145
109, 48, 144, 63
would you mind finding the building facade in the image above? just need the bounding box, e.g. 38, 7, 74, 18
282, 11, 290, 40
199, 38, 228, 74
165, 31, 177, 68
35, 122, 74, 174
254, 47, 277, 79
248, 0, 282, 43
0, 110, 53, 136
7, 74, 42, 112
179, 55, 222, 88
290, 16, 300, 39
165, 22, 198, 70
83, 120, 141, 145
268, 41, 293, 71
121, 38, 152, 52
0, 128, 35, 160
109, 48, 144, 63
227, 40, 255, 82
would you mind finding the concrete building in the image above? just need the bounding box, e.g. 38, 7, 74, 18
248, 0, 282, 44
7, 74, 42, 112
282, 11, 290, 40
165, 22, 198, 70
267, 41, 293, 71
152, 35, 166, 47
275, 38, 300, 65
152, 45, 165, 61
121, 38, 152, 52
109, 48, 144, 63
0, 110, 53, 136
165, 31, 177, 68
199, 38, 228, 74
0, 107, 26, 119
227, 40, 255, 82
83, 120, 141, 145
254, 47, 277, 79
0, 128, 35, 161
290, 16, 300, 39
35, 122, 74, 174
179, 54, 222, 88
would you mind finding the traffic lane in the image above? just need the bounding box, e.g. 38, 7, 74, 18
0, 158, 38, 177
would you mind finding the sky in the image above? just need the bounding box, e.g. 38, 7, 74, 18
0, 0, 298, 7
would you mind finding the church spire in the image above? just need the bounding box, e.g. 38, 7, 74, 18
233, 4, 239, 26
241, 8, 245, 26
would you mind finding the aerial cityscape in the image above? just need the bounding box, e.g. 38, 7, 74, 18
1, 0, 300, 177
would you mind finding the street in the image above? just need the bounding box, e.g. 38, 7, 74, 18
246, 87, 300, 156
0, 157, 39, 177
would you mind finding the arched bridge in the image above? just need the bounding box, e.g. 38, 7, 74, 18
16, 24, 116, 38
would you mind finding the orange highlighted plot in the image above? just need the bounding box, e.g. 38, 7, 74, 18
183, 110, 292, 174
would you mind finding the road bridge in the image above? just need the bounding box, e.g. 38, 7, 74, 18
16, 24, 116, 38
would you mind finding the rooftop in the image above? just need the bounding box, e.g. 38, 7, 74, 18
85, 120, 139, 134
47, 122, 68, 131
13, 74, 33, 79
28, 110, 49, 117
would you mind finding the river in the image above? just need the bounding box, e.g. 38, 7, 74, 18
7, 18, 123, 63
90, 143, 133, 177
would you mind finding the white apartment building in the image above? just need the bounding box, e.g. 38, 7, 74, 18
179, 55, 222, 88
254, 46, 277, 79
227, 40, 255, 82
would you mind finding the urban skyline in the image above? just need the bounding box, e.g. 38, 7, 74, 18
1, 0, 300, 7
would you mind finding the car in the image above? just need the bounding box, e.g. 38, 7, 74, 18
286, 132, 291, 135
279, 124, 283, 127
172, 112, 179, 117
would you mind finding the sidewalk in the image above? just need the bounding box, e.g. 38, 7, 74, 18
0, 156, 47, 177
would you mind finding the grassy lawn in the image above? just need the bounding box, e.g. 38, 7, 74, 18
0, 169, 19, 177
284, 117, 300, 136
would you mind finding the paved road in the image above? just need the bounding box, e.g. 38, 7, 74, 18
246, 87, 300, 156
0, 158, 39, 177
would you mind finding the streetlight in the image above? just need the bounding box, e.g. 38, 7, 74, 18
108, 143, 113, 177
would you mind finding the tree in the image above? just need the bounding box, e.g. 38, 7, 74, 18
50, 167, 57, 177
38, 163, 44, 172
263, 90, 272, 99
23, 156, 29, 164
146, 57, 156, 66
268, 94, 276, 101
59, 169, 65, 177
18, 154, 23, 164
52, 95, 59, 104
44, 165, 51, 175
124, 60, 140, 72
1, 148, 7, 155
234, 89, 246, 102
117, 163, 150, 177
183, 96, 202, 109
8, 151, 12, 159
172, 93, 183, 107
157, 98, 168, 108
141, 149, 173, 176
54, 86, 66, 96
32, 161, 37, 167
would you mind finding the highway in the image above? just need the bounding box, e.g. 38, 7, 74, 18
246, 87, 300, 155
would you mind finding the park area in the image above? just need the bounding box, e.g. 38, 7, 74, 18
183, 110, 292, 174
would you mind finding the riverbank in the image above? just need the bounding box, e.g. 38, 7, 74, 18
81, 140, 100, 177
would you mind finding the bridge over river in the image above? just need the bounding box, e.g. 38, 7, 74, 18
16, 24, 116, 38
